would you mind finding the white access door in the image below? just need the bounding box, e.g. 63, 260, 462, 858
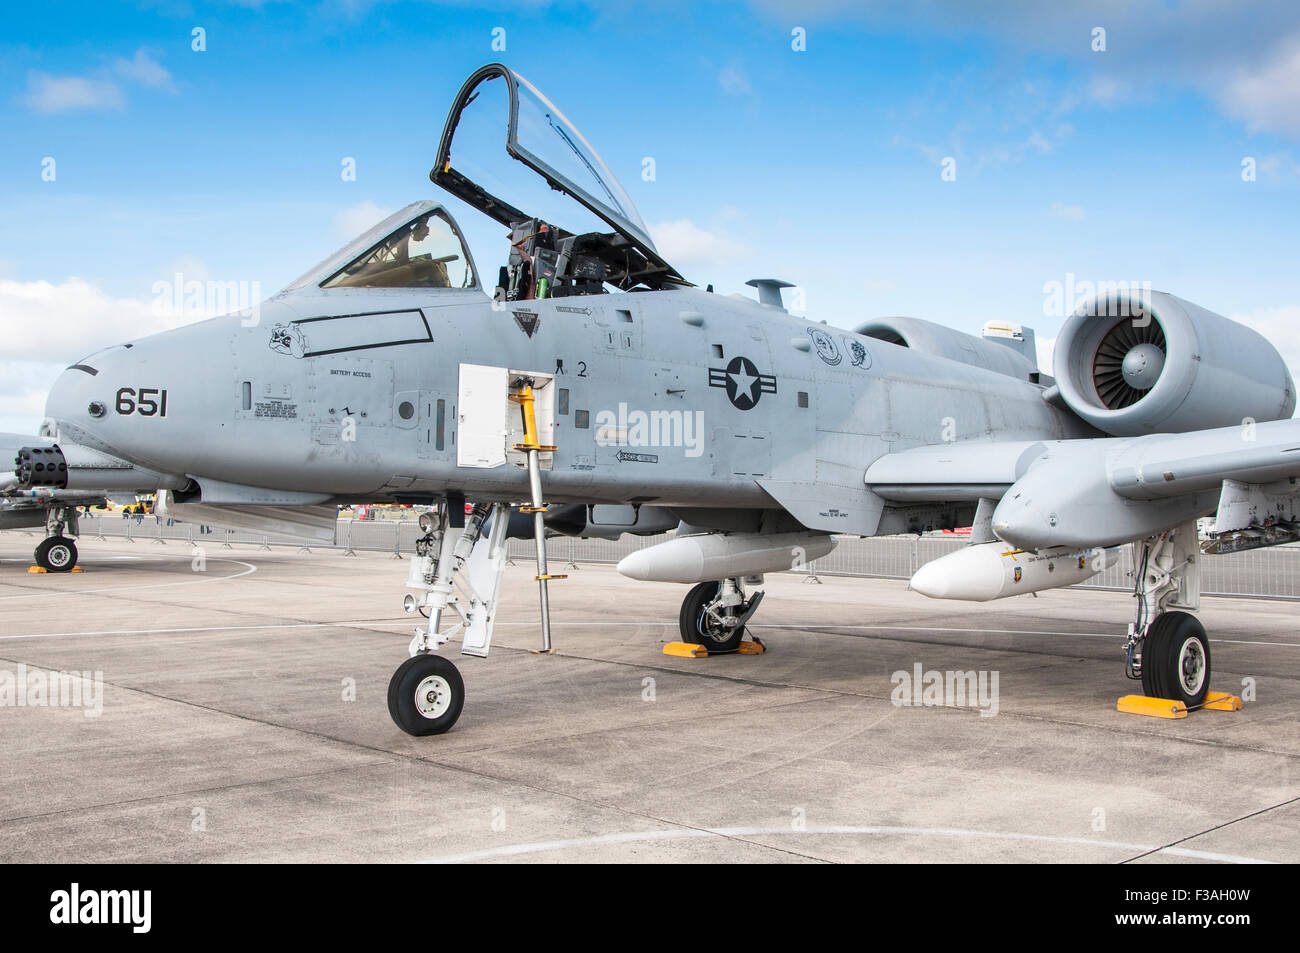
456, 363, 508, 468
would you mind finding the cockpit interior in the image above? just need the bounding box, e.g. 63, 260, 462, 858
321, 209, 475, 290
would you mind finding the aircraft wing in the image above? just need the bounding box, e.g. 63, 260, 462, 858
1102, 418, 1300, 500
864, 440, 1052, 503
865, 420, 1300, 503
866, 419, 1300, 550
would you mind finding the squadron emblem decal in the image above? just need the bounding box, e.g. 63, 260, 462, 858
708, 356, 777, 410
846, 336, 871, 368
808, 327, 842, 366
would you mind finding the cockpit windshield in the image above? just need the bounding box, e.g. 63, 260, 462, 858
322, 209, 474, 289
432, 63, 685, 292
510, 73, 650, 245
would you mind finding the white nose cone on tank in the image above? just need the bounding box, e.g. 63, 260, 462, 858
910, 541, 1109, 602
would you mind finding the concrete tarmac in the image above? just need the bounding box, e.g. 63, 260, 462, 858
0, 533, 1295, 863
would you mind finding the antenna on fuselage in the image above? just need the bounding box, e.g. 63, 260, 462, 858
746, 278, 794, 311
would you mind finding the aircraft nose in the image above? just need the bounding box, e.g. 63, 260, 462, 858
44, 360, 110, 441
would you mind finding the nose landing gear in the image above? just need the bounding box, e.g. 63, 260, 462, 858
34, 536, 78, 572
32, 505, 80, 573
387, 654, 465, 736
387, 501, 511, 736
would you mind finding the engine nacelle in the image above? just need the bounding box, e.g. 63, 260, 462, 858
1053, 291, 1294, 437
855, 316, 1038, 381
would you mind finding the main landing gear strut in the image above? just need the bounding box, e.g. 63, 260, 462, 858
677, 577, 765, 653
1124, 521, 1211, 707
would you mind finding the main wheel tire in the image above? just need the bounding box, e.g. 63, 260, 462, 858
679, 581, 746, 653
34, 536, 77, 573
388, 654, 464, 736
1140, 610, 1211, 707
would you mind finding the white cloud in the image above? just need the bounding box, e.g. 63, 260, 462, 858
23, 72, 124, 113
1026, 131, 1053, 154
1050, 201, 1086, 222
1219, 40, 1300, 138
334, 201, 393, 241
0, 276, 202, 434
1086, 75, 1128, 106
718, 64, 752, 96
1232, 305, 1300, 386
891, 133, 948, 166
21, 48, 174, 114
751, 1, 1300, 141
113, 49, 174, 91
647, 219, 751, 270
164, 256, 212, 287
0, 360, 65, 432
0, 277, 180, 363
1255, 153, 1295, 179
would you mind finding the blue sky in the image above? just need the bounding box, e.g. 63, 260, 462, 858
2, 0, 1299, 432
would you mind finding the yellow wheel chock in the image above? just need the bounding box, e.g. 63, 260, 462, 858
663, 641, 708, 658
1117, 690, 1242, 719
663, 636, 766, 659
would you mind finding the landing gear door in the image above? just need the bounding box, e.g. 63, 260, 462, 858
457, 363, 508, 468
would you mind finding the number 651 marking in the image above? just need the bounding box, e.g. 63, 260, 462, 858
116, 387, 169, 417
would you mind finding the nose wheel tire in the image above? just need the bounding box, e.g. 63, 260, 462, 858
388, 654, 464, 736
679, 581, 746, 653
1140, 610, 1211, 708
34, 536, 77, 573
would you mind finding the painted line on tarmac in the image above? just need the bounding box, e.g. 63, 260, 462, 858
0, 559, 257, 602
422, 824, 1273, 864
0, 617, 408, 641
0, 617, 1294, 648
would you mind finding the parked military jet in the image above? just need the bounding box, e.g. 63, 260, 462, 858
15, 64, 1298, 734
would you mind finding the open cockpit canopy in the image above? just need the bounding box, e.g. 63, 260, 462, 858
432, 63, 686, 293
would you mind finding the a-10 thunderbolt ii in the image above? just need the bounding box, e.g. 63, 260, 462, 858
13, 64, 1299, 734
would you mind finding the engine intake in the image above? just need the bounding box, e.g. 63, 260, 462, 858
1053, 291, 1295, 436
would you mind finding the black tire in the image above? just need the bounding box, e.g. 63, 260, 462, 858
1141, 610, 1211, 707
34, 536, 77, 573
387, 654, 464, 736
678, 581, 746, 653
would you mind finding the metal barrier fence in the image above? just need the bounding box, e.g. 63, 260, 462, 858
35, 515, 1300, 600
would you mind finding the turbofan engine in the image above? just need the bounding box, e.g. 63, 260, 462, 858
1052, 291, 1294, 437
